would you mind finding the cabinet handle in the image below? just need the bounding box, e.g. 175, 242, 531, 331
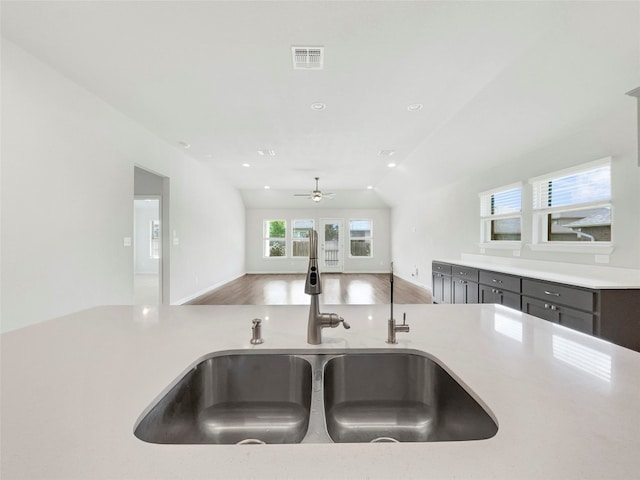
492, 288, 502, 294
544, 290, 560, 297
459, 280, 467, 285
544, 303, 558, 311
492, 279, 503, 284
458, 271, 467, 276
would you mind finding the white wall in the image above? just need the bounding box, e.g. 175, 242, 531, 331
389, 100, 640, 288
1, 39, 246, 332
245, 208, 391, 273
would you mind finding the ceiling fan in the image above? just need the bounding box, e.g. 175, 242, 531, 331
293, 177, 335, 203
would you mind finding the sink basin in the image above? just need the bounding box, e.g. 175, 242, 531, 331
134, 353, 312, 444
323, 353, 498, 443
135, 350, 497, 445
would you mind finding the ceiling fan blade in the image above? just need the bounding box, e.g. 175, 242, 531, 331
293, 194, 311, 197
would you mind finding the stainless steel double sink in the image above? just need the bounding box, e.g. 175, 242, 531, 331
134, 350, 498, 445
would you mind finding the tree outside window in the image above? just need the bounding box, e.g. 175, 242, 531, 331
264, 220, 286, 257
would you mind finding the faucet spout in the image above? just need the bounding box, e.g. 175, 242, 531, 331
386, 262, 409, 344
305, 229, 349, 344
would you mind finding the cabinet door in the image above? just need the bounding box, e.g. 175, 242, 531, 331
432, 273, 452, 304
522, 296, 594, 334
453, 279, 478, 304
479, 285, 520, 310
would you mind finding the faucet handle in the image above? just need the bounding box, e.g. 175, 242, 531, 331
327, 314, 350, 329
250, 318, 264, 345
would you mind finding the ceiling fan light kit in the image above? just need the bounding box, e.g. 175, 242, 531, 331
294, 177, 334, 203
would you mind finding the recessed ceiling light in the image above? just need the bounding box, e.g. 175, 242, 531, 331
242, 163, 251, 168
264, 185, 271, 189
387, 162, 397, 168
257, 149, 276, 156
178, 141, 191, 149
367, 185, 374, 190
407, 103, 423, 111
311, 102, 326, 111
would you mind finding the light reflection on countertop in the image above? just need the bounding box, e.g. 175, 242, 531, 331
134, 305, 160, 326
552, 335, 612, 382
494, 311, 524, 343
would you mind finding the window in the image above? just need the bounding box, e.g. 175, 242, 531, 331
349, 220, 373, 257
292, 219, 314, 257
530, 159, 611, 244
264, 220, 286, 257
480, 184, 522, 243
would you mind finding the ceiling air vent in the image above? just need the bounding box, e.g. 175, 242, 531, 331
292, 46, 324, 70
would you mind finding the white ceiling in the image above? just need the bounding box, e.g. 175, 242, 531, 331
2, 1, 638, 208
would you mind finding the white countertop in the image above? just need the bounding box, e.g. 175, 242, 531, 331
437, 255, 640, 289
2, 304, 640, 479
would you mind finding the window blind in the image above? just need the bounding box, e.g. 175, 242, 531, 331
532, 163, 610, 211
480, 186, 522, 218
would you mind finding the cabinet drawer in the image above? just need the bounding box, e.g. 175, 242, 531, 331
452, 265, 479, 282
432, 262, 452, 276
522, 279, 594, 312
479, 270, 520, 293
522, 296, 594, 334
479, 284, 520, 310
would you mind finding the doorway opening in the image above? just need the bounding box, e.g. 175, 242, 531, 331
134, 166, 170, 304
134, 197, 161, 304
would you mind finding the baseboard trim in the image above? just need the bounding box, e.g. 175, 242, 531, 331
174, 273, 246, 305
398, 276, 431, 291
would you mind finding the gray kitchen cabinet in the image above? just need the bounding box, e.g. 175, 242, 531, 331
452, 266, 478, 304
521, 279, 595, 335
521, 279, 594, 311
432, 262, 452, 304
522, 295, 594, 334
432, 260, 640, 352
479, 285, 521, 310
478, 270, 521, 310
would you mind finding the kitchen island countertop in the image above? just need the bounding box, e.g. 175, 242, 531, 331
2, 303, 639, 479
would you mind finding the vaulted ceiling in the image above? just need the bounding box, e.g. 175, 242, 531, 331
2, 1, 638, 208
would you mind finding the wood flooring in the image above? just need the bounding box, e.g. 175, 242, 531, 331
187, 273, 432, 305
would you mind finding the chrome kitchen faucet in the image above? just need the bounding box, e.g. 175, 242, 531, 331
305, 229, 350, 344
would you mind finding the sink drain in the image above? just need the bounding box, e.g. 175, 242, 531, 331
236, 438, 266, 445
370, 437, 400, 443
